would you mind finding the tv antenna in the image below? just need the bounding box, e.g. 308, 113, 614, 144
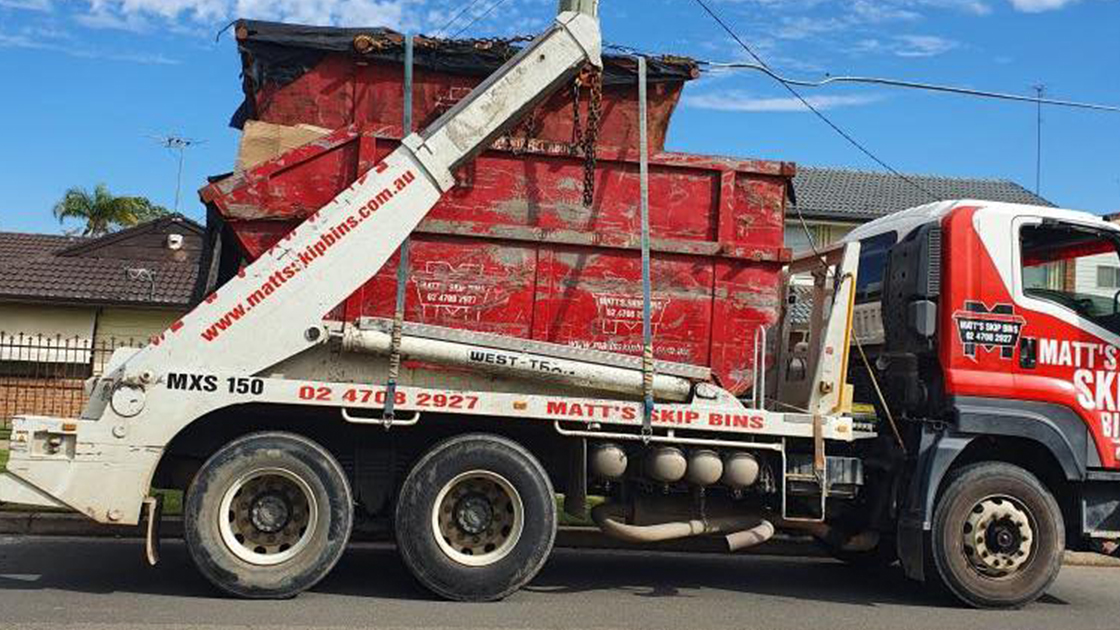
149, 134, 205, 212
1032, 84, 1045, 196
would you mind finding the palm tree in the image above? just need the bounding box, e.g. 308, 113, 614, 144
52, 184, 170, 236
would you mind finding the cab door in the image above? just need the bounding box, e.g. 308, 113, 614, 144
1011, 217, 1120, 466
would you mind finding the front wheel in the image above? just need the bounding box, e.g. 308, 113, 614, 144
930, 462, 1064, 609
184, 432, 353, 598
395, 434, 556, 601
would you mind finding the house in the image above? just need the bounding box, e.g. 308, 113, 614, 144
785, 166, 1055, 252
0, 215, 204, 423
0, 214, 204, 355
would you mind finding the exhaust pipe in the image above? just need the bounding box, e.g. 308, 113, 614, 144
591, 503, 775, 551
726, 520, 776, 552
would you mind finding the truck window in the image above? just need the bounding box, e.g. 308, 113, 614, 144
855, 231, 897, 302
1021, 223, 1120, 336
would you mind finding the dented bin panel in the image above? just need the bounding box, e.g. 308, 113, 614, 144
533, 247, 715, 368
201, 133, 791, 396
711, 261, 784, 394
204, 130, 792, 254
344, 237, 540, 340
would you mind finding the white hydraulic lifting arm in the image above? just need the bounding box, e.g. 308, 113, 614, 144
112, 7, 602, 387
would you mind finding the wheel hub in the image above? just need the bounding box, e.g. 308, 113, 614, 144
963, 495, 1034, 577
251, 493, 291, 533
454, 494, 494, 535
987, 518, 1022, 554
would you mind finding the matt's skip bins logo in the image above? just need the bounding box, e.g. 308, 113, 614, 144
952, 301, 1025, 359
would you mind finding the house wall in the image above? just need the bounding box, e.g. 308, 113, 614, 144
64, 219, 204, 264
0, 303, 96, 345
94, 308, 182, 345
1074, 253, 1120, 299
0, 304, 98, 425
784, 220, 857, 254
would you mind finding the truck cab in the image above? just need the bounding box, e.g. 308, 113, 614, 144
843, 200, 1120, 605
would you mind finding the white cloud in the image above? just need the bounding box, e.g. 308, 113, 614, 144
75, 8, 151, 31
0, 0, 52, 10
893, 34, 959, 56
850, 34, 960, 57
1007, 0, 1079, 10
71, 0, 430, 31
0, 23, 179, 62
683, 90, 884, 112
63, 0, 559, 33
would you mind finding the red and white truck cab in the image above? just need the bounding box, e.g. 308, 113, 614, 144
844, 200, 1120, 604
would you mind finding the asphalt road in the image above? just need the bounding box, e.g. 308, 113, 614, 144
0, 537, 1117, 630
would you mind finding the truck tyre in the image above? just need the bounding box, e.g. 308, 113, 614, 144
930, 462, 1064, 609
184, 431, 353, 599
395, 433, 556, 602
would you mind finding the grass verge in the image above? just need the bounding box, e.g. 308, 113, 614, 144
1, 426, 9, 470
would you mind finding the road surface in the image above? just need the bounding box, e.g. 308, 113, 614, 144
0, 536, 1116, 629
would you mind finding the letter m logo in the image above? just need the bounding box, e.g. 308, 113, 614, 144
951, 301, 1025, 360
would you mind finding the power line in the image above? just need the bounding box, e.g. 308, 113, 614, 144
690, 0, 941, 201
451, 0, 513, 39
700, 62, 1120, 114
434, 0, 488, 38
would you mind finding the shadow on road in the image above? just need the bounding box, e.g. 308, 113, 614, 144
524, 548, 956, 608
0, 538, 1069, 609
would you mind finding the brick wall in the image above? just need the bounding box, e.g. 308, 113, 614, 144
0, 377, 86, 425
0, 334, 144, 428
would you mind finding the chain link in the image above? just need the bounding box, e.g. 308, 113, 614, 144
570, 65, 602, 208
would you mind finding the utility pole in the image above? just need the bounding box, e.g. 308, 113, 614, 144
1033, 84, 1045, 196
149, 134, 203, 212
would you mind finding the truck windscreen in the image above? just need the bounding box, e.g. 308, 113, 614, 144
1021, 223, 1120, 336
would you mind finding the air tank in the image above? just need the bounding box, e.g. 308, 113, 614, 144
645, 447, 687, 483
685, 449, 724, 486
589, 443, 628, 480
721, 452, 760, 489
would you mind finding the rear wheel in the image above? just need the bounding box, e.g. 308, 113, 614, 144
395, 434, 556, 601
930, 462, 1063, 609
184, 432, 353, 598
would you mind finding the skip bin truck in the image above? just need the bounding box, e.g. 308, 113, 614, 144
2, 0, 1119, 609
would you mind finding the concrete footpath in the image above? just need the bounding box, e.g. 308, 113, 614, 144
1, 510, 1117, 568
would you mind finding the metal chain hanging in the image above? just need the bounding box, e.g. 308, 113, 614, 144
505, 106, 540, 155
570, 65, 603, 207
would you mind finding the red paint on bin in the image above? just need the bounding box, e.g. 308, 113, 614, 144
201, 33, 793, 396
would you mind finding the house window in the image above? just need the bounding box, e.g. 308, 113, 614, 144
1020, 223, 1120, 336
1098, 266, 1120, 289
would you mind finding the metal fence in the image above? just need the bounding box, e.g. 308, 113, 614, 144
0, 333, 145, 428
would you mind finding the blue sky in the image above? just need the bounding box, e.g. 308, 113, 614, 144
0, 0, 1116, 234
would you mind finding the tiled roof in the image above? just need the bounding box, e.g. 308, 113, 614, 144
0, 233, 83, 266
0, 216, 203, 308
790, 167, 1054, 221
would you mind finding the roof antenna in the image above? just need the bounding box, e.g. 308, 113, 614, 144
1033, 84, 1045, 196
148, 134, 205, 213
125, 267, 157, 302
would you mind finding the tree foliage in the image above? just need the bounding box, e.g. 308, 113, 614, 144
52, 184, 170, 236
